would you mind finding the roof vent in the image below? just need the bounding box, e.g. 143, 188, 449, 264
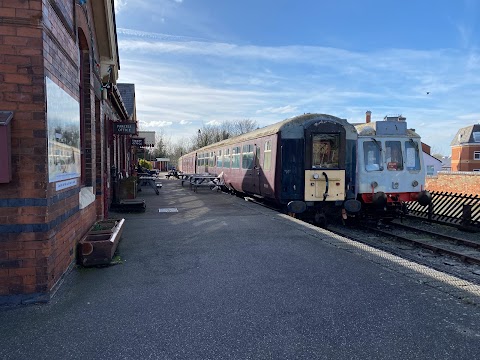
384, 115, 406, 122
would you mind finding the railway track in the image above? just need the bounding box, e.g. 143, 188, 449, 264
359, 221, 480, 265
327, 218, 480, 284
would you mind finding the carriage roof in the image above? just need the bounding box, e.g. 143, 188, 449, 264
196, 113, 355, 153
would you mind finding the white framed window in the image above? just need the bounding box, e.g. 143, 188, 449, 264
223, 148, 231, 168
474, 151, 480, 160
217, 150, 222, 168
263, 141, 272, 170
242, 144, 254, 169
426, 165, 434, 175
231, 147, 240, 168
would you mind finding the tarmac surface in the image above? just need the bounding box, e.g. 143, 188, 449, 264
1, 175, 480, 359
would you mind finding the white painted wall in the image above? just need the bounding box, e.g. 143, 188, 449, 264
423, 152, 443, 175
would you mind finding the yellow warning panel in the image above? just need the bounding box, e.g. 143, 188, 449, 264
304, 170, 345, 201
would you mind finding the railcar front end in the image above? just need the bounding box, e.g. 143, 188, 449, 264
278, 114, 361, 225
356, 115, 431, 221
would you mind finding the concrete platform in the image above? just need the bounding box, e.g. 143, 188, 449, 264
1, 178, 480, 359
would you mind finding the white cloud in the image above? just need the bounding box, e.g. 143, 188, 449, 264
256, 105, 298, 114
114, 0, 128, 13
140, 120, 173, 128
205, 120, 222, 126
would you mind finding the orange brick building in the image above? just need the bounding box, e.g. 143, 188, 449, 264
450, 124, 480, 172
0, 1, 137, 304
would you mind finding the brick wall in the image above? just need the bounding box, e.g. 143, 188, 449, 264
451, 145, 480, 171
426, 172, 480, 195
0, 0, 106, 303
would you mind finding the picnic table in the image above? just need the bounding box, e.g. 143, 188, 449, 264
138, 175, 161, 195
165, 170, 179, 179
188, 174, 224, 192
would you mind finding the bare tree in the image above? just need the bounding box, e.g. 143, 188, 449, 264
165, 138, 191, 167
231, 118, 258, 136
189, 119, 259, 151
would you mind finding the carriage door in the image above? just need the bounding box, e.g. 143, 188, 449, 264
254, 144, 261, 195
242, 144, 256, 194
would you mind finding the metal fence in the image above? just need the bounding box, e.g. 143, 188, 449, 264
407, 191, 480, 230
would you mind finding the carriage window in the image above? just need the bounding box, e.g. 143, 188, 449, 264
263, 141, 272, 171
405, 140, 420, 170
312, 134, 339, 169
209, 152, 214, 167
242, 144, 254, 169
386, 141, 403, 171
224, 148, 231, 168
217, 150, 223, 168
363, 141, 382, 171
231, 147, 240, 168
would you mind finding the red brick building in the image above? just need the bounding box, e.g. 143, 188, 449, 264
0, 0, 137, 304
450, 124, 480, 172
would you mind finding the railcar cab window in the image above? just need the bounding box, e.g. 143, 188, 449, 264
242, 144, 254, 169
263, 140, 272, 171
312, 134, 339, 169
386, 141, 403, 171
363, 140, 382, 171
231, 147, 240, 168
405, 140, 421, 171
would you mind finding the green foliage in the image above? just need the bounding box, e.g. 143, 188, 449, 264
139, 158, 152, 169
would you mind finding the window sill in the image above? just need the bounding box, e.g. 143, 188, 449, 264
79, 186, 95, 209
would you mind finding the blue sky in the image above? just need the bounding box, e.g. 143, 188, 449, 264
115, 0, 480, 155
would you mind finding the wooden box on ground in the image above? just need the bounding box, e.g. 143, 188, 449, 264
77, 219, 125, 266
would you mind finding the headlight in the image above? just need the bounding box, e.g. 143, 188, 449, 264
313, 173, 319, 179
371, 181, 378, 188
392, 181, 399, 189
412, 180, 419, 187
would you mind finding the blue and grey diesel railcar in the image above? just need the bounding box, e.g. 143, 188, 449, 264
178, 113, 362, 224
355, 115, 431, 220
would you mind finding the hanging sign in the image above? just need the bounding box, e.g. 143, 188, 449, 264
131, 138, 145, 147
113, 122, 136, 135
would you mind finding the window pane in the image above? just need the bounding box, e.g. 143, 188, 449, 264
232, 147, 240, 168
386, 141, 403, 171
363, 141, 382, 171
312, 134, 339, 169
224, 149, 231, 168
217, 150, 223, 167
242, 144, 254, 169
263, 141, 271, 171
405, 141, 420, 170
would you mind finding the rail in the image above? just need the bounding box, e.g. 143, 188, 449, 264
407, 191, 480, 230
